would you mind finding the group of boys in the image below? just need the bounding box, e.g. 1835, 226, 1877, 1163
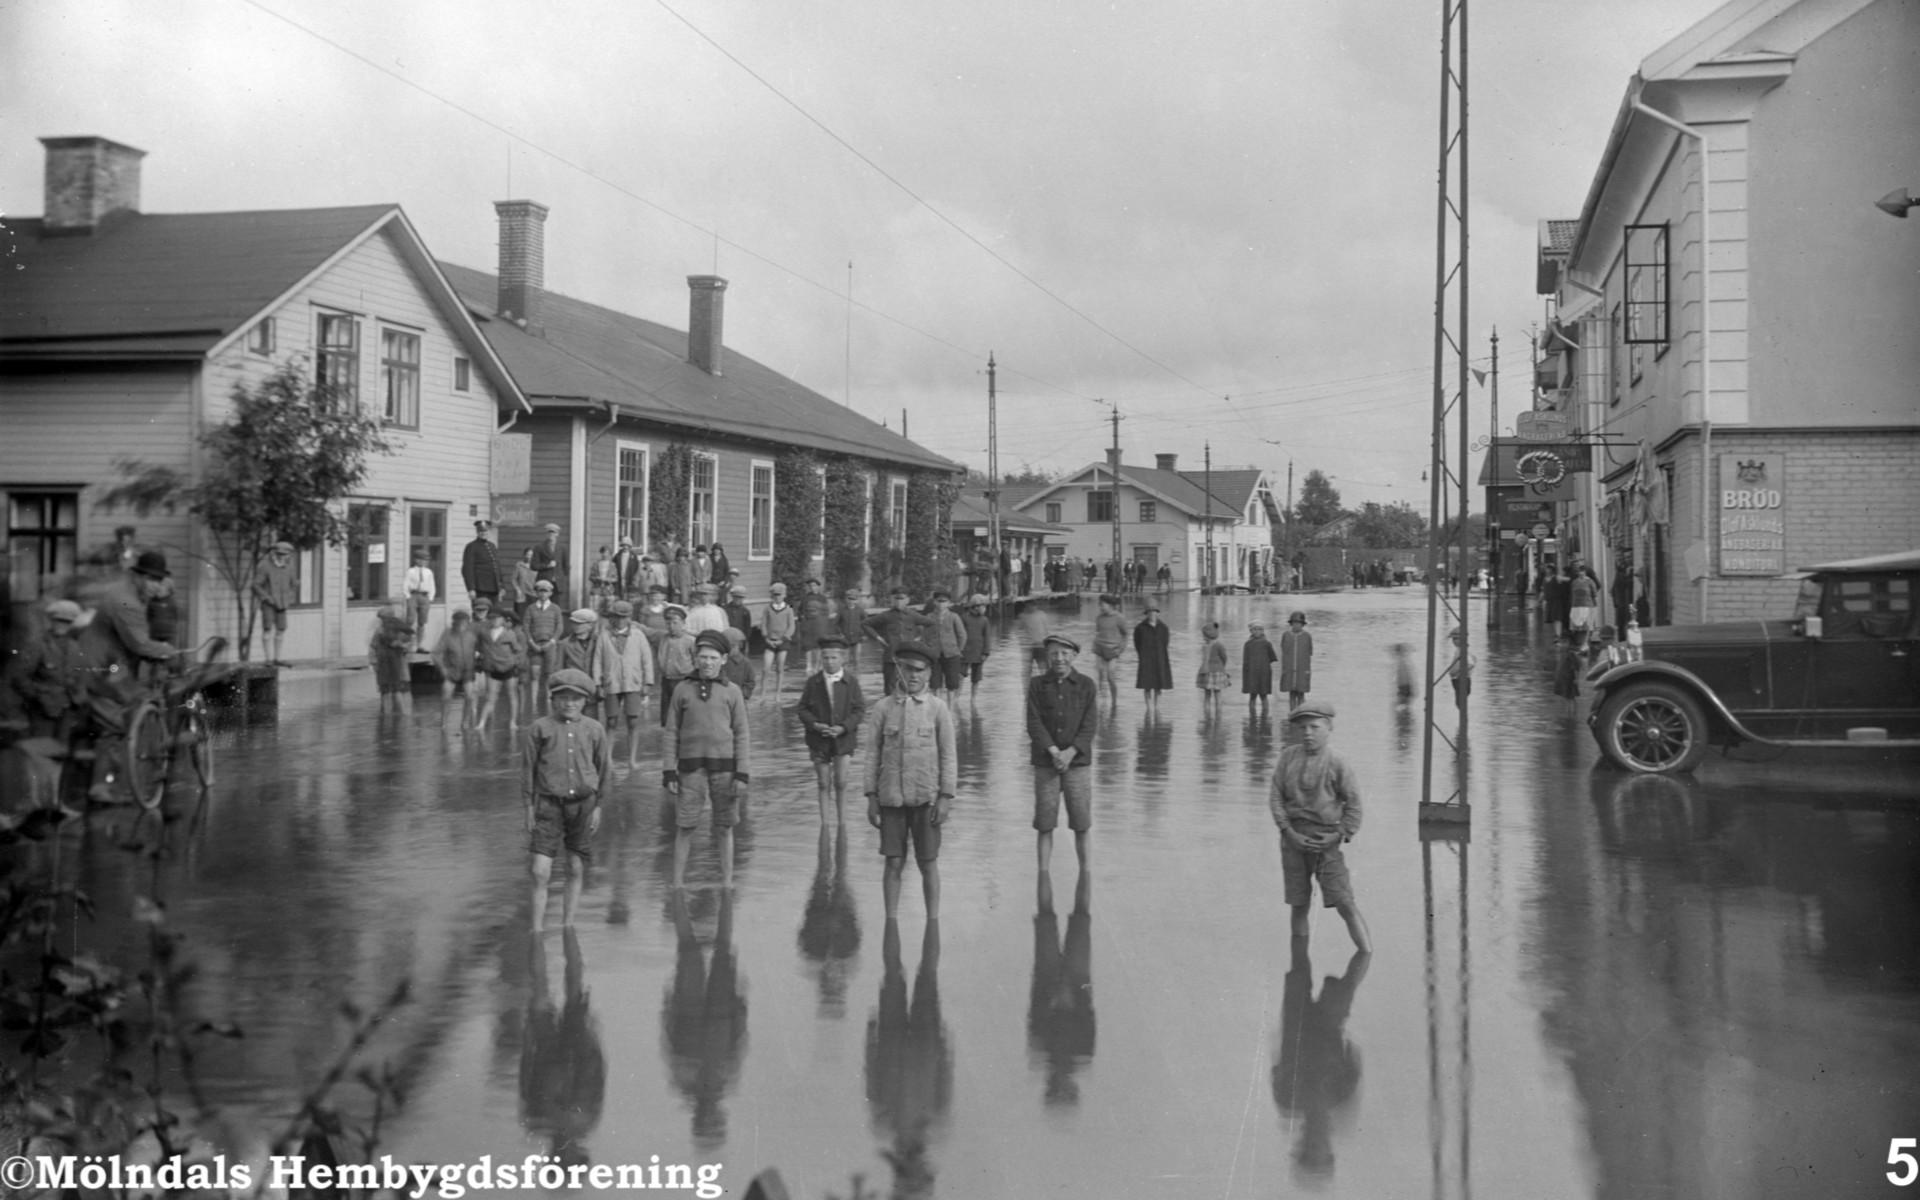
521, 592, 1372, 954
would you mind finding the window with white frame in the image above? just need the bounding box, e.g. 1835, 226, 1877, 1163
247, 317, 275, 356
1045, 501, 1062, 524
6, 491, 79, 603
316, 311, 359, 409
1625, 223, 1669, 347
381, 327, 421, 427
453, 356, 471, 392
616, 443, 649, 550
1138, 500, 1157, 523
749, 460, 775, 560
888, 476, 908, 551
688, 452, 718, 547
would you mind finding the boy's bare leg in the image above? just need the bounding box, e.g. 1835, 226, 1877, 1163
716, 827, 735, 889
1073, 828, 1090, 868
672, 829, 692, 889
1337, 901, 1372, 953
815, 761, 834, 823
1290, 901, 1312, 940
883, 855, 905, 919
529, 852, 554, 932
920, 859, 941, 920
626, 716, 643, 770
1036, 829, 1053, 871
561, 851, 586, 926
831, 756, 848, 824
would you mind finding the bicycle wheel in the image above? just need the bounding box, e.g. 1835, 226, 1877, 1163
124, 701, 172, 811
185, 707, 213, 789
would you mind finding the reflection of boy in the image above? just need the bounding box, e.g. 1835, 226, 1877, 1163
1269, 705, 1371, 952
518, 930, 606, 1168
1271, 942, 1370, 1183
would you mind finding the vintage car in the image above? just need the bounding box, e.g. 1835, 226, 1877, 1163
1587, 549, 1920, 773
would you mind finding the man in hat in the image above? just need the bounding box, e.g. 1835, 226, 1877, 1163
524, 667, 610, 932
798, 634, 865, 825
252, 540, 299, 666
685, 582, 730, 636
1027, 633, 1097, 871
665, 629, 751, 889
1269, 703, 1371, 952
79, 549, 177, 684
599, 599, 654, 770
462, 520, 502, 610
864, 645, 955, 920
523, 579, 566, 712
861, 587, 936, 696
533, 523, 568, 598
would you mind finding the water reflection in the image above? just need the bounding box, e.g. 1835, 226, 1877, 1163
1134, 710, 1172, 783
1242, 710, 1276, 772
797, 824, 862, 1018
661, 890, 748, 1149
518, 929, 607, 1170
1026, 867, 1096, 1106
1271, 941, 1370, 1184
865, 921, 952, 1199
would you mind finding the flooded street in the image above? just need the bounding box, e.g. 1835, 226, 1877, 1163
14, 589, 1920, 1199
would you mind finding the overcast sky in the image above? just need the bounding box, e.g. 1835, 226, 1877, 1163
3, 0, 1701, 510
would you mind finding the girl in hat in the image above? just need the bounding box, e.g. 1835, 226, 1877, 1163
1278, 612, 1314, 712
1242, 620, 1277, 715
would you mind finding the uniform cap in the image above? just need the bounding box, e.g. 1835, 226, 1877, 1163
663, 604, 688, 619
892, 644, 933, 668
1289, 703, 1336, 722
547, 668, 595, 696
694, 630, 732, 656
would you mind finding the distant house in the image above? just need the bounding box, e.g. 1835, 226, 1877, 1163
948, 485, 1069, 592
0, 136, 527, 657
1012, 451, 1278, 589
438, 201, 959, 606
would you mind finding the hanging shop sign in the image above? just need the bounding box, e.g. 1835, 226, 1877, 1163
1485, 438, 1592, 502
1718, 454, 1785, 575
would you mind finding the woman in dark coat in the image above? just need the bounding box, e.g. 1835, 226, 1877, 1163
708, 543, 732, 586
1132, 605, 1174, 703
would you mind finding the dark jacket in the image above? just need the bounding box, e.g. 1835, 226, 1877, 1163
1026, 669, 1097, 767
798, 670, 867, 758
462, 536, 502, 596
1132, 619, 1174, 690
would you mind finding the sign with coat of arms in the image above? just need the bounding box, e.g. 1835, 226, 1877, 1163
1718, 454, 1786, 575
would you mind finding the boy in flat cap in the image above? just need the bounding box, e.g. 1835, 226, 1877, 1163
251, 540, 298, 666
1027, 633, 1098, 870
524, 668, 610, 932
798, 634, 865, 824
1269, 704, 1371, 952
557, 608, 609, 719
599, 599, 654, 770
655, 605, 696, 727
523, 579, 565, 713
864, 645, 955, 920
665, 629, 751, 888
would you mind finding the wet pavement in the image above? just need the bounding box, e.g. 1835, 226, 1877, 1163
9, 588, 1920, 1199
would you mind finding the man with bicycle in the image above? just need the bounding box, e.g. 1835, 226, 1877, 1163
79, 549, 178, 685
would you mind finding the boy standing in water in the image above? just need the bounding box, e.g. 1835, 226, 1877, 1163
1269, 704, 1371, 952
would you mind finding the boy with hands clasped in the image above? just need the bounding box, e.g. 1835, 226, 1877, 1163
1269, 704, 1372, 952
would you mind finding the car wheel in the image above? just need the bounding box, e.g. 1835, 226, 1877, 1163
1597, 682, 1710, 774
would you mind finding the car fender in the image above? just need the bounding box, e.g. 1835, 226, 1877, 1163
1587, 660, 1776, 745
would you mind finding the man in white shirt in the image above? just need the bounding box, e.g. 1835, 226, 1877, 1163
404, 549, 436, 640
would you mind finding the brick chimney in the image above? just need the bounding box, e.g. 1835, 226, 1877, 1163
41, 136, 145, 234
1155, 453, 1178, 472
494, 200, 549, 325
687, 275, 728, 376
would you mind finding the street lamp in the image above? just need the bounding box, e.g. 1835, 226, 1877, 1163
1875, 187, 1916, 219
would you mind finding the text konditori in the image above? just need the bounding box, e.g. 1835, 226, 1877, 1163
16, 1153, 725, 1199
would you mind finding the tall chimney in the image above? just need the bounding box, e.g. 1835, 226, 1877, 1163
1155, 453, 1178, 472
494, 200, 549, 325
41, 136, 145, 234
687, 275, 728, 376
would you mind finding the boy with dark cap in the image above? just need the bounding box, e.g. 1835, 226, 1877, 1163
600, 599, 655, 770
1269, 703, 1371, 952
1027, 633, 1098, 870
926, 591, 969, 703
861, 587, 937, 696
523, 579, 565, 714
864, 645, 955, 920
252, 540, 298, 666
524, 668, 610, 932
665, 630, 751, 889
557, 608, 610, 719
958, 594, 992, 702
655, 605, 696, 727
798, 634, 866, 824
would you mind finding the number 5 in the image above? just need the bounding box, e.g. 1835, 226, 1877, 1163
1891, 1138, 1919, 1187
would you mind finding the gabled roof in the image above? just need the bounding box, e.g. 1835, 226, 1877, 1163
1180, 468, 1274, 519
1017, 461, 1240, 520
0, 205, 527, 411
438, 262, 959, 473
1537, 219, 1579, 294
951, 487, 1069, 536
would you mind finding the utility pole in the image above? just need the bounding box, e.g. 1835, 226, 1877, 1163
1204, 441, 1215, 594
1486, 328, 1499, 627
1287, 459, 1295, 588
987, 353, 1000, 586
1109, 407, 1123, 576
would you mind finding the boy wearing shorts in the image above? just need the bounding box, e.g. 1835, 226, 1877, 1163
1090, 592, 1127, 706
1027, 634, 1097, 870
523, 669, 610, 932
864, 646, 955, 920
665, 630, 750, 889
1269, 704, 1371, 952
927, 591, 969, 702
958, 594, 992, 702
798, 634, 866, 824
599, 600, 655, 770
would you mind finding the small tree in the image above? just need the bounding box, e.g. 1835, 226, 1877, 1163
102, 363, 391, 661
1294, 469, 1344, 528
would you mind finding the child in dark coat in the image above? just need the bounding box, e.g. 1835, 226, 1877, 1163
1242, 621, 1278, 714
